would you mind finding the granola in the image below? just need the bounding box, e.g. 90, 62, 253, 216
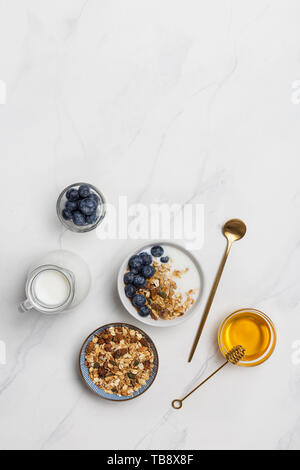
142, 260, 197, 320
125, 259, 197, 320
124, 245, 198, 321
85, 326, 154, 396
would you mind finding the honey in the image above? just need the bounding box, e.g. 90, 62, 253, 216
218, 309, 276, 366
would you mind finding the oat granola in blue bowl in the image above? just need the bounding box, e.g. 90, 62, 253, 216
79, 323, 159, 401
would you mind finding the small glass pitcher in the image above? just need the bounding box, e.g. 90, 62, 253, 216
19, 250, 91, 315
19, 264, 75, 314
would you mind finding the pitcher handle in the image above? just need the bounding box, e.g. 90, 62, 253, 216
18, 299, 33, 313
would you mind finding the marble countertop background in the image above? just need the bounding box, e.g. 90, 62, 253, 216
0, 0, 300, 450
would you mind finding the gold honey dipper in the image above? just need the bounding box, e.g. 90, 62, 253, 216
172, 345, 245, 409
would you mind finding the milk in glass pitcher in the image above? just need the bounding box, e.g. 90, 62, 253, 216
19, 250, 91, 314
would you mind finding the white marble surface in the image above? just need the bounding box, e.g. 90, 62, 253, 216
0, 0, 300, 450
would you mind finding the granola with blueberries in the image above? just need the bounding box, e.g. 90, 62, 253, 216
85, 326, 154, 396
124, 245, 197, 321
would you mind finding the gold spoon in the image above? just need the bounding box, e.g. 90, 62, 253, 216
173, 345, 245, 409
188, 219, 247, 362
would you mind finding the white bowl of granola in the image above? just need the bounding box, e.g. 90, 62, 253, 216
118, 242, 204, 327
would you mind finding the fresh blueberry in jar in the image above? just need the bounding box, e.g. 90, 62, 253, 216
125, 284, 136, 298
139, 252, 152, 265
133, 275, 146, 288
132, 294, 146, 308
160, 256, 169, 263
89, 192, 100, 205
128, 255, 143, 271
72, 211, 86, 226
86, 213, 98, 225
65, 200, 78, 212
62, 209, 73, 220
66, 188, 79, 201
142, 265, 155, 279
151, 245, 164, 257
78, 184, 90, 199
78, 197, 97, 215
124, 272, 135, 285
138, 306, 150, 317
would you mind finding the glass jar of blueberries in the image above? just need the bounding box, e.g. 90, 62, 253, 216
56, 182, 106, 233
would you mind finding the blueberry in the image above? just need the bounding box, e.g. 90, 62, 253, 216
133, 275, 146, 288
130, 268, 139, 275
142, 265, 155, 279
72, 211, 86, 226
78, 197, 97, 215
66, 188, 79, 201
90, 192, 100, 205
151, 245, 164, 257
139, 252, 152, 265
132, 294, 146, 308
86, 213, 98, 225
78, 184, 91, 199
160, 256, 169, 263
124, 272, 135, 284
65, 200, 78, 212
138, 306, 150, 317
125, 284, 136, 298
128, 255, 143, 271
62, 209, 73, 220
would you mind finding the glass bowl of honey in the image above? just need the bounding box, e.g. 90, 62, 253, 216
218, 308, 276, 367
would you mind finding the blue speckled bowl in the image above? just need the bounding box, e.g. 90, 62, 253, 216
79, 323, 159, 401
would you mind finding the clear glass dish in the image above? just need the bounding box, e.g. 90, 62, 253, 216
218, 308, 276, 367
56, 182, 106, 233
